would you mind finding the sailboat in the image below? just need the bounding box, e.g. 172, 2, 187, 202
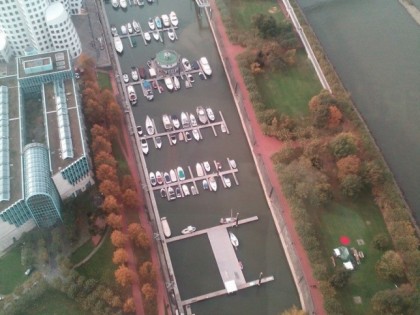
161, 217, 171, 238
145, 115, 155, 135
230, 232, 239, 249
220, 209, 238, 225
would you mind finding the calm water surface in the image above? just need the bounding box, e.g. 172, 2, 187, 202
104, 1, 299, 314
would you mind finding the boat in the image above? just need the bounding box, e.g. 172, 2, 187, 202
170, 134, 177, 145
230, 232, 239, 249
229, 159, 237, 169
189, 113, 198, 127
120, 0, 127, 9
209, 176, 217, 191
136, 126, 142, 137
191, 185, 197, 195
121, 25, 127, 35
202, 179, 209, 190
154, 16, 162, 29
144, 32, 151, 42
152, 29, 160, 41
138, 0, 145, 6
196, 106, 208, 124
178, 132, 184, 141
148, 17, 155, 30
180, 112, 190, 128
206, 107, 215, 122
169, 11, 178, 26
149, 172, 156, 186
239, 261, 244, 270
131, 67, 139, 81
111, 25, 118, 36
156, 171, 163, 185
114, 36, 123, 53
147, 60, 153, 69
185, 131, 192, 142
161, 217, 171, 238
133, 20, 141, 33
127, 22, 133, 34
112, 0, 119, 8
147, 0, 153, 4
162, 114, 172, 130
216, 161, 222, 170
196, 163, 204, 177
203, 161, 211, 173
181, 226, 196, 235
167, 28, 175, 41
127, 85, 137, 105
192, 129, 200, 141
182, 184, 190, 196
199, 71, 206, 80
164, 77, 174, 91
223, 175, 232, 188
123, 73, 129, 83
155, 136, 162, 149
182, 58, 192, 71
187, 73, 195, 83
221, 123, 227, 133
220, 209, 237, 224
177, 166, 186, 181
145, 115, 155, 135
199, 57, 212, 76
171, 115, 180, 129
164, 172, 171, 184
173, 76, 180, 90
160, 188, 167, 198
143, 81, 154, 101
139, 67, 146, 79
167, 187, 176, 200
141, 138, 149, 155
185, 80, 192, 89
175, 187, 182, 198
161, 14, 170, 27
170, 169, 177, 182
192, 60, 200, 70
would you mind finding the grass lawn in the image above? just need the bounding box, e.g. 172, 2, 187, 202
22, 289, 89, 315
113, 139, 130, 177
319, 199, 395, 313
70, 240, 95, 265
0, 246, 26, 294
98, 72, 112, 91
255, 52, 321, 116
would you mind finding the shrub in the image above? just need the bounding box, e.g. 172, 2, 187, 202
330, 132, 358, 159
372, 233, 391, 251
376, 251, 406, 282
272, 145, 303, 165
329, 268, 351, 289
340, 174, 363, 198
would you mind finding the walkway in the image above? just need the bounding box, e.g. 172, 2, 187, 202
72, 227, 110, 269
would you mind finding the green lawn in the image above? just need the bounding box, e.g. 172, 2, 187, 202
97, 72, 112, 91
21, 289, 89, 315
0, 246, 26, 294
319, 200, 395, 313
70, 240, 95, 265
256, 52, 321, 116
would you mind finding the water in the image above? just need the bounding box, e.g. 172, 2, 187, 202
104, 1, 299, 314
296, 0, 420, 220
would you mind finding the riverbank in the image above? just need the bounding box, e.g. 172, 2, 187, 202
399, 0, 420, 25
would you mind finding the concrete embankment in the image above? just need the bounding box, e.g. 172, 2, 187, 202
399, 0, 420, 25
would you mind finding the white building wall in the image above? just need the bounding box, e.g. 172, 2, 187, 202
0, 219, 35, 255
0, 30, 13, 62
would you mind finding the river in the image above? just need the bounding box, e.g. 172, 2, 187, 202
296, 0, 420, 220
104, 1, 299, 314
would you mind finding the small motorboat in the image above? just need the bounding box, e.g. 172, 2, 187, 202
152, 29, 160, 41
112, 0, 119, 8
164, 77, 174, 91
187, 73, 195, 83
167, 28, 175, 41
156, 171, 163, 185
196, 163, 204, 177
175, 187, 182, 198
154, 16, 162, 29
199, 57, 212, 76
111, 25, 118, 36
120, 0, 127, 9
209, 176, 217, 191
168, 187, 176, 200
191, 185, 197, 195
136, 125, 142, 137
202, 179, 209, 190
192, 129, 200, 141
138, 0, 145, 6
169, 11, 178, 26
161, 217, 171, 237
230, 232, 239, 249
160, 188, 167, 198
161, 14, 170, 27
223, 175, 232, 188
139, 67, 146, 79
185, 80, 192, 89
179, 132, 184, 141
173, 76, 180, 90
206, 107, 215, 122
199, 71, 206, 80
141, 138, 149, 155
221, 123, 227, 133
181, 226, 196, 235
170, 169, 177, 182
148, 18, 155, 30
171, 115, 180, 129
164, 172, 171, 184
185, 131, 192, 142
127, 22, 133, 34
177, 166, 186, 181
149, 172, 157, 186
144, 32, 151, 42
162, 114, 172, 130
229, 159, 237, 169
180, 112, 190, 128
220, 210, 237, 224
203, 161, 211, 173
182, 58, 192, 71
170, 134, 177, 145
131, 67, 139, 81
155, 136, 162, 149
182, 184, 190, 196
189, 113, 197, 127
127, 85, 137, 105
114, 36, 123, 53
145, 115, 155, 135
133, 20, 141, 33
121, 25, 127, 35
216, 161, 223, 170
123, 73, 129, 83
196, 106, 208, 124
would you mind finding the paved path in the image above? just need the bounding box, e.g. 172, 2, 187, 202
210, 1, 326, 314
72, 227, 110, 269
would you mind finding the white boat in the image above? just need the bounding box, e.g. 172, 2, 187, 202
206, 107, 215, 122
187, 73, 194, 83
177, 166, 186, 181
196, 106, 208, 124
155, 136, 162, 149
163, 172, 171, 184
114, 36, 123, 53
199, 57, 212, 76
148, 18, 155, 30
180, 112, 190, 128
185, 80, 192, 89
123, 73, 129, 83
181, 226, 196, 235
209, 176, 217, 191
169, 11, 178, 26
160, 188, 166, 198
202, 179, 209, 190
152, 30, 160, 41
161, 217, 171, 238
196, 163, 204, 177
127, 22, 133, 34
149, 172, 156, 186
173, 76, 180, 90
203, 161, 211, 173
131, 67, 139, 81
141, 138, 149, 155
111, 25, 118, 36
182, 58, 192, 71
223, 175, 232, 188
138, 0, 145, 6
178, 132, 184, 141
170, 134, 177, 145
136, 125, 142, 137
167, 28, 175, 41
154, 16, 162, 29
161, 14, 170, 27
229, 159, 237, 169
221, 123, 227, 133
121, 25, 127, 35
162, 114, 172, 130
182, 184, 190, 196
145, 116, 155, 135
168, 187, 176, 200
191, 185, 197, 195
171, 115, 180, 129
220, 209, 238, 224
175, 187, 182, 198
133, 20, 141, 33
189, 113, 197, 127
170, 169, 177, 182
120, 0, 127, 9
156, 171, 163, 185
192, 129, 200, 141
112, 0, 119, 8
230, 232, 239, 248
127, 85, 137, 105
199, 71, 206, 80
144, 32, 151, 42
164, 77, 174, 91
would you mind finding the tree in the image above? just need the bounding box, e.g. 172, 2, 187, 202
361, 160, 385, 187
91, 124, 109, 141
141, 283, 156, 302
121, 175, 135, 191
110, 230, 128, 248
340, 174, 363, 198
102, 195, 121, 214
83, 99, 104, 125
127, 223, 143, 239
122, 188, 140, 210
128, 223, 150, 250
114, 265, 135, 287
138, 261, 156, 284
107, 213, 123, 230
329, 268, 351, 289
376, 251, 406, 282
123, 297, 136, 313
112, 248, 128, 265
105, 101, 122, 126
77, 53, 96, 70
99, 179, 121, 198
280, 305, 307, 315
330, 132, 358, 159
372, 233, 391, 251
371, 285, 419, 315
96, 164, 118, 182
328, 105, 343, 128
252, 14, 279, 38
272, 145, 303, 165
91, 135, 112, 155
100, 89, 114, 106
110, 295, 122, 308
336, 155, 361, 179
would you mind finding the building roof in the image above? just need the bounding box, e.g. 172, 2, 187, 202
18, 50, 70, 79
45, 2, 67, 23
155, 50, 179, 68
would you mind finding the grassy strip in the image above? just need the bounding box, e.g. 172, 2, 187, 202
70, 240, 95, 265
0, 246, 26, 294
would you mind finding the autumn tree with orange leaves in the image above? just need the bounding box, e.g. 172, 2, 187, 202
123, 297, 136, 313
336, 155, 361, 179
115, 265, 135, 287
102, 195, 121, 214
112, 248, 129, 265
99, 179, 121, 198
91, 135, 112, 155
139, 261, 156, 285
110, 230, 128, 248
122, 188, 140, 210
94, 151, 117, 169
96, 164, 118, 182
107, 213, 123, 230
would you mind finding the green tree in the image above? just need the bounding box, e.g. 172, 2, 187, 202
329, 268, 351, 289
330, 132, 358, 159
252, 14, 279, 38
376, 251, 406, 282
340, 174, 363, 198
280, 305, 307, 315
372, 233, 391, 251
371, 285, 420, 315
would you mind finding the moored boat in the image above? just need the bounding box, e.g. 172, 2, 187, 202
131, 67, 139, 81
127, 22, 133, 34
120, 0, 127, 9
121, 25, 127, 35
144, 32, 151, 42
156, 171, 163, 185
206, 107, 215, 122
170, 169, 177, 182
171, 115, 180, 129
181, 58, 191, 71
136, 125, 142, 137
175, 187, 182, 198
152, 29, 160, 41
112, 0, 119, 8
114, 36, 123, 53
182, 184, 190, 196
123, 73, 129, 83
202, 179, 209, 190
191, 185, 197, 195
141, 138, 149, 155
220, 209, 238, 224
187, 73, 194, 83
178, 132, 184, 141
145, 115, 155, 135
170, 134, 177, 145
163, 172, 171, 184
173, 76, 180, 90
196, 106, 208, 124
199, 71, 206, 80
223, 175, 232, 188
127, 85, 137, 105
167, 28, 175, 41
161, 14, 170, 27
189, 113, 197, 127
192, 129, 200, 141
196, 163, 204, 177
203, 161, 211, 173
160, 188, 166, 198
169, 11, 178, 26
161, 217, 171, 237
133, 20, 141, 33
149, 172, 156, 186
154, 16, 162, 29
164, 76, 174, 91
230, 232, 239, 249
177, 166, 186, 181
209, 176, 217, 191
181, 225, 196, 235
155, 136, 162, 149
228, 158, 237, 169
167, 187, 176, 200
148, 18, 155, 30
143, 81, 154, 101
111, 25, 118, 36
138, 0, 145, 6
162, 114, 172, 130
221, 123, 227, 133
199, 57, 212, 76
185, 131, 191, 142
180, 112, 190, 128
